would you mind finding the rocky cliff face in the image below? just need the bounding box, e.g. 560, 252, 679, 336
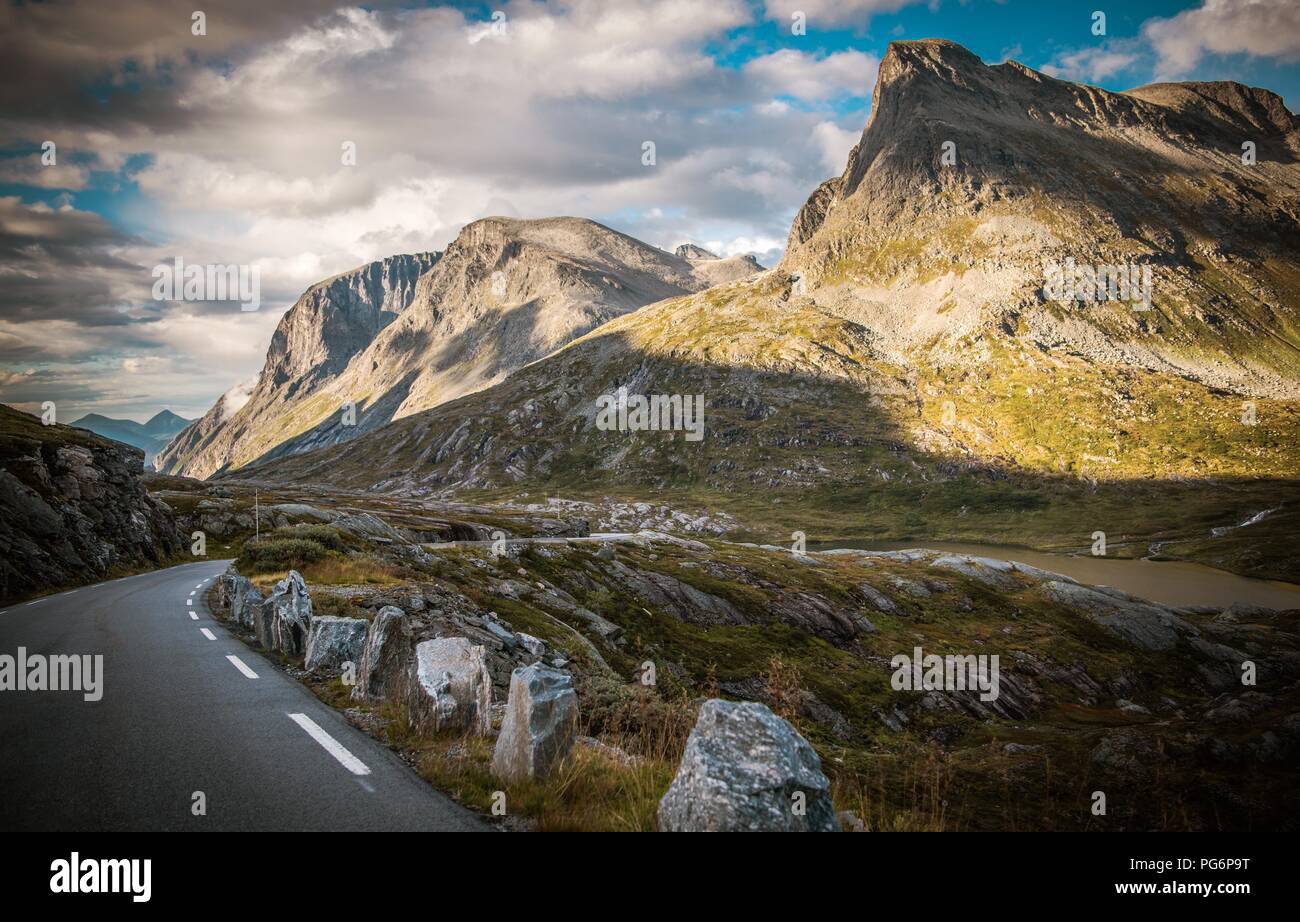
159, 218, 760, 479
157, 252, 438, 477
0, 405, 185, 604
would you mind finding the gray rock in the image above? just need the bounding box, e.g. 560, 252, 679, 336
1090, 729, 1166, 778
491, 664, 578, 782
265, 570, 313, 655
929, 554, 1018, 589
856, 583, 900, 614
658, 700, 837, 832
409, 637, 492, 735
304, 616, 368, 674
1116, 698, 1151, 716
516, 632, 547, 657
252, 593, 274, 649
1041, 580, 1194, 651
1003, 742, 1042, 754
837, 809, 865, 832
352, 606, 410, 701
229, 577, 258, 627
481, 618, 517, 649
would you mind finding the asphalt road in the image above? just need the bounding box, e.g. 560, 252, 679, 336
0, 560, 486, 831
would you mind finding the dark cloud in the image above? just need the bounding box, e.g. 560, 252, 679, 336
0, 197, 154, 326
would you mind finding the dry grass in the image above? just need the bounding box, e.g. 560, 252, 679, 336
248, 554, 405, 590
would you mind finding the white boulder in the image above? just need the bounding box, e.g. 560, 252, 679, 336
409, 637, 492, 735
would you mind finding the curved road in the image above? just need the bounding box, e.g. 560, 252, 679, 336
0, 561, 485, 831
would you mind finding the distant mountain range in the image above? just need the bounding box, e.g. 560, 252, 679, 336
69, 410, 192, 466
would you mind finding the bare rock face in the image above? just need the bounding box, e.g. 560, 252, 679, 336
491, 664, 578, 782
0, 405, 184, 604
352, 605, 410, 701
157, 253, 437, 478
658, 700, 838, 832
1041, 580, 1195, 652
409, 637, 492, 735
304, 616, 368, 674
264, 570, 312, 655
161, 218, 762, 480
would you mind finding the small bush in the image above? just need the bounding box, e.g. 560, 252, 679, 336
271, 524, 346, 552
239, 537, 331, 573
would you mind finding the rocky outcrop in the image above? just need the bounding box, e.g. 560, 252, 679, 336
409, 637, 492, 735
304, 616, 367, 674
658, 700, 838, 832
0, 405, 184, 604
1041, 580, 1197, 652
491, 664, 578, 782
352, 605, 411, 701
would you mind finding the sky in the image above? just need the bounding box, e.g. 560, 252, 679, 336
1, 0, 1298, 422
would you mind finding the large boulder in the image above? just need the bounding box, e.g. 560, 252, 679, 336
266, 570, 313, 655
304, 616, 368, 674
228, 576, 256, 627
491, 664, 578, 782
408, 637, 492, 735
253, 594, 275, 648
217, 571, 244, 611
658, 700, 837, 832
352, 606, 410, 701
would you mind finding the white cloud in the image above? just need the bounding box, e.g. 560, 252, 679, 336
1041, 43, 1141, 83
1143, 0, 1300, 78
743, 49, 878, 101
763, 0, 923, 30
810, 121, 859, 173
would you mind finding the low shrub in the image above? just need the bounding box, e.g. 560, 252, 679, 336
270, 524, 347, 552
238, 537, 331, 573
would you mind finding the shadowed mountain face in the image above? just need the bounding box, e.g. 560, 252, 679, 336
0, 404, 184, 603
70, 409, 191, 466
157, 217, 761, 479
233, 40, 1300, 580
156, 252, 439, 478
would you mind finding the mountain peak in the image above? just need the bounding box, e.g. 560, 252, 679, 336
145, 409, 183, 425
675, 243, 719, 260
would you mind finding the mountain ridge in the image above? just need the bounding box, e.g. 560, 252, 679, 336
158, 217, 763, 479
70, 409, 192, 465
228, 39, 1300, 580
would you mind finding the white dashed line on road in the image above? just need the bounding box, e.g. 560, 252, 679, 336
226, 655, 258, 679
200, 628, 216, 640
188, 611, 198, 620
288, 713, 372, 776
